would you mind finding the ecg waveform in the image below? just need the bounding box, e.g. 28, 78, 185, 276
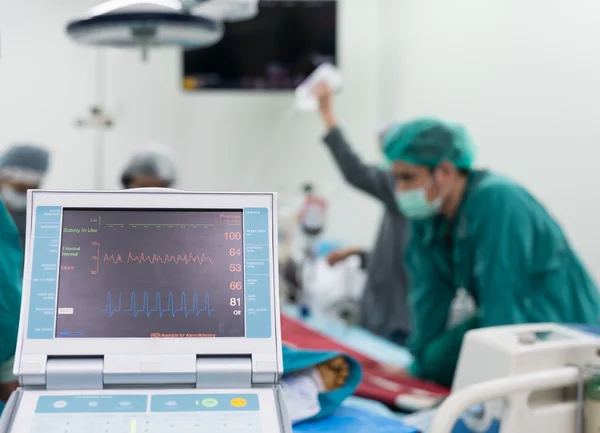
103, 252, 215, 266
103, 291, 215, 318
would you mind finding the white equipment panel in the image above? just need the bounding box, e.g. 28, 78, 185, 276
10, 388, 281, 433
432, 323, 600, 433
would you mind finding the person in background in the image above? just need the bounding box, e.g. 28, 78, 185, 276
314, 83, 410, 346
0, 199, 24, 403
382, 118, 600, 387
121, 146, 177, 189
0, 144, 51, 249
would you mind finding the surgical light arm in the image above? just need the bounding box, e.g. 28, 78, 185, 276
429, 367, 581, 433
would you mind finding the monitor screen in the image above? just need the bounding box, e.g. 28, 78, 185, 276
182, 0, 337, 90
55, 209, 245, 338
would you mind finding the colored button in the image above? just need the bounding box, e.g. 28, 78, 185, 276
230, 398, 247, 408
201, 398, 218, 408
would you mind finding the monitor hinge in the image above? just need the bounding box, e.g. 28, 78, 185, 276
196, 356, 252, 389
40, 355, 261, 389
45, 357, 104, 390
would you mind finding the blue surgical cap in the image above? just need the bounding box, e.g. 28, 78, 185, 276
121, 147, 177, 187
0, 144, 50, 182
383, 118, 476, 169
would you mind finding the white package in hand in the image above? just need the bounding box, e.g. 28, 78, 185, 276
295, 63, 343, 111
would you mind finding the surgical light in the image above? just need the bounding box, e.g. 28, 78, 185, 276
66, 0, 258, 61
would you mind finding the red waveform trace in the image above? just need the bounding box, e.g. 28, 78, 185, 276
104, 252, 215, 266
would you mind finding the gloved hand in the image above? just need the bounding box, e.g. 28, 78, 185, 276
326, 247, 361, 266
314, 82, 337, 129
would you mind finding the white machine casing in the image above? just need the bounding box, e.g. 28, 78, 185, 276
295, 62, 343, 111
0, 189, 290, 433
452, 323, 600, 433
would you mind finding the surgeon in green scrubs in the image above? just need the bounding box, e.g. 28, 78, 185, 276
383, 118, 600, 387
0, 199, 23, 403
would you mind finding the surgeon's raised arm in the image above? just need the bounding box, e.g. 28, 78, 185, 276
404, 226, 456, 384
315, 83, 398, 211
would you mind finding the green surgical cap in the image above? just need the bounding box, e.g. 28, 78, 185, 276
382, 118, 476, 169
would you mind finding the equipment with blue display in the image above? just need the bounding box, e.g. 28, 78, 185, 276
0, 189, 290, 433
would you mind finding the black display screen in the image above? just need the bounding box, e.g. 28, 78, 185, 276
55, 209, 245, 338
183, 0, 337, 90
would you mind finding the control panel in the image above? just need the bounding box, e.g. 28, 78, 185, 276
9, 389, 281, 433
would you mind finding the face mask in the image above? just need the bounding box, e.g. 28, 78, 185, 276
1, 185, 28, 211
395, 185, 442, 219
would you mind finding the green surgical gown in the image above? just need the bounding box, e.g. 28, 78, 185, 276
405, 170, 600, 387
0, 200, 23, 365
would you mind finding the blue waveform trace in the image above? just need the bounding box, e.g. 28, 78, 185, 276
103, 291, 215, 318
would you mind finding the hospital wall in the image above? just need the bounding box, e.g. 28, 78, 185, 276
0, 0, 385, 248
2, 0, 600, 280
380, 0, 600, 280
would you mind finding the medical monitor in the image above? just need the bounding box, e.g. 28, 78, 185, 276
15, 191, 280, 372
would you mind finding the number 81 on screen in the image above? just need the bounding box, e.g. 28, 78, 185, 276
230, 298, 241, 307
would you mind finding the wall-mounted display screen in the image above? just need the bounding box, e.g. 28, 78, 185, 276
182, 0, 337, 91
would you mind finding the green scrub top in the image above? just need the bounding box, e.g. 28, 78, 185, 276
405, 170, 600, 387
0, 199, 23, 365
